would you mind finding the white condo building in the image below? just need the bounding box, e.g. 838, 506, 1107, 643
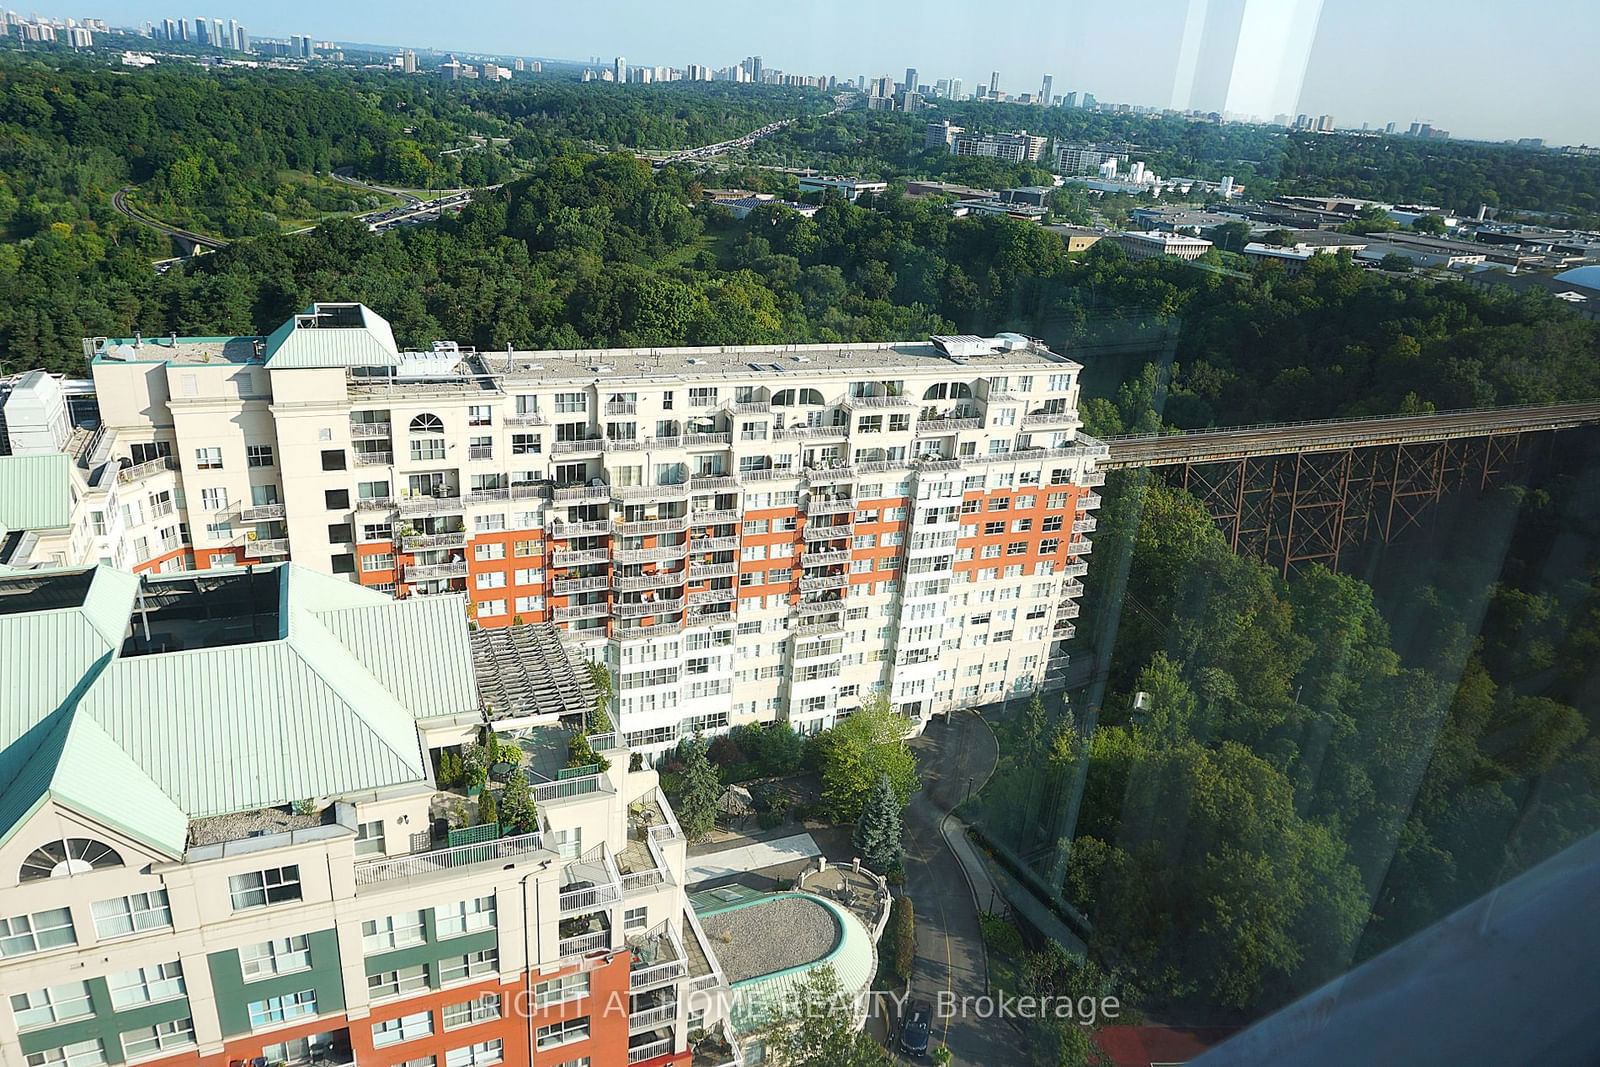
0, 305, 1105, 761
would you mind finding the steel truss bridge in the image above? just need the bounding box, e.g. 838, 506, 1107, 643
1098, 401, 1600, 575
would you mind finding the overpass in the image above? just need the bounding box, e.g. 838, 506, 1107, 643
1095, 401, 1600, 575
111, 187, 228, 256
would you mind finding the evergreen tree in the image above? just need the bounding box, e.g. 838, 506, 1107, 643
852, 773, 903, 874
676, 732, 720, 841
477, 788, 499, 829
586, 660, 615, 734
499, 769, 538, 835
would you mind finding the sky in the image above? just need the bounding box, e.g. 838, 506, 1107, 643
70, 0, 1600, 145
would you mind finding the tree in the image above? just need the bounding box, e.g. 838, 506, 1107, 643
676, 732, 720, 841
814, 695, 920, 821
499, 769, 538, 835
477, 787, 499, 828
1410, 213, 1448, 235
1379, 252, 1415, 272
770, 965, 890, 1067
586, 659, 615, 734
852, 774, 904, 873
1261, 228, 1295, 247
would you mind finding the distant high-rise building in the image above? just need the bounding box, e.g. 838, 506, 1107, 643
989, 70, 1000, 95
1316, 114, 1335, 132
1171, 0, 1324, 119
925, 119, 964, 150
1220, 175, 1236, 198
176, 17, 189, 41
905, 67, 919, 93
1082, 92, 1097, 110
614, 56, 627, 83
950, 77, 963, 100
1385, 121, 1397, 134
226, 17, 237, 48
513, 57, 524, 71
401, 49, 416, 73
1408, 121, 1423, 136
1062, 91, 1077, 108
192, 15, 208, 46
161, 17, 176, 39
1040, 74, 1054, 104
212, 19, 224, 48
300, 34, 313, 58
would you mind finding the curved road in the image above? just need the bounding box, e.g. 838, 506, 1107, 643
901, 710, 1032, 1065
111, 186, 227, 250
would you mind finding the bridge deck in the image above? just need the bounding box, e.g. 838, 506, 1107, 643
1100, 402, 1600, 469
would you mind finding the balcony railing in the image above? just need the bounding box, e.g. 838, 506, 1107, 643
629, 1005, 679, 1033
1023, 410, 1077, 426
794, 618, 846, 636
552, 519, 613, 538
117, 456, 174, 483
397, 493, 464, 515
687, 588, 737, 606
689, 561, 737, 579
1057, 602, 1081, 619
614, 572, 686, 592
612, 482, 691, 501
243, 538, 290, 558
1082, 470, 1107, 486
774, 424, 848, 441
1074, 517, 1097, 534
804, 497, 854, 516
1079, 492, 1102, 510
533, 773, 609, 804
605, 400, 638, 415
356, 496, 398, 512
505, 412, 549, 426
554, 602, 610, 622
629, 958, 688, 990
560, 882, 623, 914
614, 544, 688, 565
553, 575, 611, 595
802, 523, 853, 542
914, 457, 962, 471
559, 930, 612, 959
803, 548, 849, 567
240, 504, 286, 522
615, 516, 690, 536
614, 618, 684, 640
354, 830, 544, 885
354, 451, 393, 467
553, 548, 610, 567
1055, 622, 1077, 639
805, 464, 858, 482
685, 434, 734, 448
857, 459, 910, 474
916, 417, 982, 433
402, 531, 466, 551
605, 437, 651, 453
622, 868, 668, 894
350, 421, 392, 437
615, 597, 685, 618
1063, 561, 1089, 578
725, 399, 771, 414
1068, 538, 1093, 556
628, 1038, 674, 1064
406, 560, 467, 581
1062, 578, 1086, 596
691, 508, 740, 525
800, 574, 847, 592
552, 438, 606, 455
554, 483, 611, 502
467, 486, 510, 502
696, 535, 738, 551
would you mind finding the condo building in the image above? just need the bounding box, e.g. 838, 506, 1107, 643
0, 563, 732, 1067
1, 304, 1104, 760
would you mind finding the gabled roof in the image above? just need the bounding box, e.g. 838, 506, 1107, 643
0, 562, 479, 850
0, 453, 74, 531
261, 302, 401, 369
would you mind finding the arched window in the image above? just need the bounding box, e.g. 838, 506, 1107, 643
772, 389, 796, 407
950, 383, 973, 399
922, 384, 948, 401
798, 388, 824, 406
409, 413, 444, 434
21, 838, 123, 882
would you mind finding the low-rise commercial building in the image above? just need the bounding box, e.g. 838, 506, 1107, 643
1114, 231, 1214, 261
795, 176, 889, 203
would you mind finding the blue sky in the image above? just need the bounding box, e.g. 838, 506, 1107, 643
68, 0, 1600, 144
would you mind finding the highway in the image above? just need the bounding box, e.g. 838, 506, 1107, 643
1100, 400, 1600, 469
111, 187, 228, 251
651, 93, 853, 166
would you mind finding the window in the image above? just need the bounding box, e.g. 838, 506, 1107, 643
445, 1041, 504, 1067
368, 965, 429, 1000
9, 983, 93, 1029
120, 1018, 195, 1058
372, 1011, 432, 1048
91, 891, 171, 938
325, 488, 350, 510
411, 437, 446, 461
362, 552, 396, 573
195, 446, 223, 470
332, 552, 357, 574
23, 1039, 105, 1067
435, 896, 496, 938
469, 435, 493, 460
689, 387, 717, 407
624, 906, 648, 931
410, 413, 445, 433
534, 972, 591, 1009
229, 865, 301, 911
355, 820, 386, 856
241, 935, 312, 980
440, 949, 497, 985
984, 521, 1005, 536
200, 487, 228, 512
363, 910, 426, 953
246, 445, 275, 467
320, 448, 346, 471
536, 1017, 590, 1051
0, 908, 75, 958
478, 599, 506, 618
468, 405, 493, 426
443, 993, 501, 1029
108, 962, 185, 1009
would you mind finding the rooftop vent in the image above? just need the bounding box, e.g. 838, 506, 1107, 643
590, 365, 614, 373
930, 334, 994, 358
687, 358, 707, 365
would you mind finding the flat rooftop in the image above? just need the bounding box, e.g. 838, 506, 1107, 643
697, 892, 840, 983
93, 336, 264, 366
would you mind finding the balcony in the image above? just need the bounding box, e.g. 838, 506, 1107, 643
552, 518, 613, 538
553, 547, 610, 567
615, 597, 685, 618
804, 497, 855, 516
354, 830, 544, 886
1069, 538, 1093, 556
844, 394, 914, 409
552, 437, 606, 455
560, 845, 624, 914
614, 544, 688, 565
793, 617, 845, 637
804, 464, 858, 483
558, 929, 612, 959
691, 508, 740, 525
688, 473, 737, 490
628, 1036, 674, 1064
687, 588, 737, 606
629, 1003, 679, 1034
914, 456, 962, 471
615, 516, 690, 536
505, 412, 548, 426
1054, 622, 1077, 640
857, 459, 910, 474
117, 455, 174, 483
350, 421, 392, 437
725, 399, 771, 414
802, 523, 853, 542
689, 561, 737, 579
553, 575, 611, 595
800, 573, 847, 593
1063, 561, 1089, 578
467, 486, 510, 503
1057, 601, 1081, 619
406, 560, 467, 581
401, 530, 466, 551
684, 434, 734, 448
356, 496, 399, 512
605, 437, 652, 453
916, 416, 981, 433
243, 537, 290, 559
555, 483, 611, 502
1079, 492, 1102, 511
629, 918, 689, 990
613, 482, 691, 502
240, 503, 286, 522
774, 424, 848, 441
739, 466, 800, 482
696, 535, 738, 551
354, 451, 393, 467
1062, 578, 1086, 596
1023, 409, 1077, 426
554, 602, 610, 623
614, 618, 684, 640
803, 548, 849, 567
397, 493, 464, 516
614, 571, 686, 593
1074, 516, 1097, 534
1083, 470, 1107, 486
605, 400, 638, 415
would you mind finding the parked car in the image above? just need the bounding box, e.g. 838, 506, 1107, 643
898, 1000, 932, 1058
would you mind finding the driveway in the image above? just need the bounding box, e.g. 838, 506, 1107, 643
901, 711, 1034, 1065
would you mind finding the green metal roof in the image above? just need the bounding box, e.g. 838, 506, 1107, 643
0, 563, 478, 854
0, 453, 74, 531
262, 303, 401, 368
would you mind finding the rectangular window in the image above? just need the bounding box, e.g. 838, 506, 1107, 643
200, 487, 228, 512
445, 1041, 504, 1067
478, 599, 506, 618
0, 908, 75, 958
435, 896, 496, 938
240, 935, 312, 980
229, 865, 301, 911
362, 910, 426, 953
325, 489, 350, 510
108, 961, 185, 1009
411, 437, 446, 461
468, 405, 493, 427
536, 1017, 591, 1051
320, 449, 347, 471
555, 392, 586, 413
443, 993, 502, 1030
9, 983, 93, 1029
367, 965, 429, 1000
624, 906, 648, 931
119, 1018, 195, 1058
195, 446, 223, 470
247, 445, 275, 467
355, 819, 386, 856
440, 949, 497, 985
372, 1011, 432, 1048
362, 552, 396, 573
22, 1039, 105, 1067
533, 972, 591, 1009
90, 891, 171, 939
